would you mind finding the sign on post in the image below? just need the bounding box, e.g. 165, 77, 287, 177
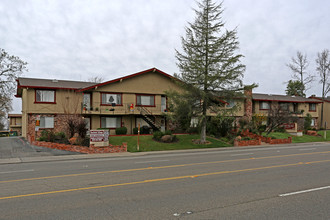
90, 130, 109, 147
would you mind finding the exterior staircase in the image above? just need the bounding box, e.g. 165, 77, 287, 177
138, 107, 162, 131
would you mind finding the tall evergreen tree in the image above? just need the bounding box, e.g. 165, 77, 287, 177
175, 0, 246, 143
285, 80, 305, 97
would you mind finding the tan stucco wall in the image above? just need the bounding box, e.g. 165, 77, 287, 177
95, 71, 181, 94
24, 89, 83, 114
318, 102, 330, 129
253, 101, 319, 118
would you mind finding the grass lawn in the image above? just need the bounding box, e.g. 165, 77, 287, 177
109, 134, 231, 152
263, 130, 330, 143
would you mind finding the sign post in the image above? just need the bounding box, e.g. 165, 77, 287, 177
137, 123, 140, 151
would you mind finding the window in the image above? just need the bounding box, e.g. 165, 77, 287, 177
260, 101, 270, 110
311, 119, 315, 127
226, 100, 236, 108
101, 117, 121, 128
36, 90, 55, 103
136, 95, 155, 106
309, 103, 316, 111
279, 102, 289, 111
83, 93, 91, 110
40, 117, 54, 128
101, 93, 122, 105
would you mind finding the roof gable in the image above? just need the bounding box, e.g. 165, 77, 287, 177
77, 68, 177, 92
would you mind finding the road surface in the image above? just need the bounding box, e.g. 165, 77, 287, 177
1, 142, 330, 219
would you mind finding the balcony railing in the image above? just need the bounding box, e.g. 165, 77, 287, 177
81, 102, 169, 115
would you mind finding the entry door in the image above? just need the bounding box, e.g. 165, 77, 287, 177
161, 96, 166, 112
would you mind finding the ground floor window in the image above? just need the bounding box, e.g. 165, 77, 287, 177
101, 117, 121, 128
40, 116, 54, 128
311, 118, 315, 127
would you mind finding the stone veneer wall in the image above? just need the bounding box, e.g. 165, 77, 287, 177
27, 114, 82, 142
244, 87, 253, 121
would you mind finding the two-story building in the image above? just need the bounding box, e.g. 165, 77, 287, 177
309, 96, 330, 129
252, 93, 321, 129
8, 114, 22, 136
16, 68, 252, 142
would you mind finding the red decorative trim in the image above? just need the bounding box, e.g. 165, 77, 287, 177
34, 89, 56, 104
308, 96, 328, 103
135, 94, 156, 107
77, 68, 179, 92
100, 92, 123, 106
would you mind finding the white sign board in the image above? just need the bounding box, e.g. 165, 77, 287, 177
90, 130, 109, 147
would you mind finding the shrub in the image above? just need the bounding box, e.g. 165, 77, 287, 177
153, 131, 163, 140
116, 127, 127, 135
241, 137, 252, 141
133, 127, 138, 134
76, 119, 88, 139
164, 130, 172, 135
304, 113, 312, 131
140, 126, 151, 134
55, 132, 66, 139
274, 126, 286, 133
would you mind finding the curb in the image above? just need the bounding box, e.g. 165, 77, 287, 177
1, 141, 329, 165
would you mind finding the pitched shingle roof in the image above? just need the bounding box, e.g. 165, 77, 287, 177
253, 93, 321, 103
17, 77, 97, 90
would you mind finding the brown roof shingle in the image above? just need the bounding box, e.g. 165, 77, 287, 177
253, 93, 321, 103
17, 78, 97, 90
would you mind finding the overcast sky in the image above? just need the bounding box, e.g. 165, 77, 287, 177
1, 0, 329, 113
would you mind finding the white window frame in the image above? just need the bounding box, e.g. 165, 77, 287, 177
136, 95, 155, 106
36, 90, 55, 103
101, 117, 121, 128
40, 116, 54, 128
101, 93, 122, 105
260, 101, 270, 110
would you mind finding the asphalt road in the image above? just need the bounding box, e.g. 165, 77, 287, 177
1, 142, 330, 219
0, 137, 81, 159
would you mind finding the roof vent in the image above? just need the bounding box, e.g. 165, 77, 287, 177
52, 79, 58, 83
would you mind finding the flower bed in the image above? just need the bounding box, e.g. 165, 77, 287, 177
234, 130, 292, 146
32, 141, 127, 154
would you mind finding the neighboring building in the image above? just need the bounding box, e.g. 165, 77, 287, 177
252, 93, 322, 129
8, 114, 22, 136
309, 96, 330, 129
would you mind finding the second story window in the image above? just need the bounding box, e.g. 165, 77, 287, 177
35, 90, 55, 103
279, 102, 289, 111
259, 101, 270, 110
136, 94, 155, 106
101, 93, 122, 106
309, 103, 316, 112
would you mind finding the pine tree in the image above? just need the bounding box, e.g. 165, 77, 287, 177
175, 0, 246, 143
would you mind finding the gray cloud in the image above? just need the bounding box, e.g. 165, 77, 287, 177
1, 0, 329, 113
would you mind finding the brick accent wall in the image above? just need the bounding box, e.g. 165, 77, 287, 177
27, 114, 82, 142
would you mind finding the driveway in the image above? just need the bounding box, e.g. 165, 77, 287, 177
0, 136, 81, 159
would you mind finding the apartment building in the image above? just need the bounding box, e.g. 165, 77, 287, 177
252, 93, 321, 129
309, 96, 330, 129
8, 114, 22, 136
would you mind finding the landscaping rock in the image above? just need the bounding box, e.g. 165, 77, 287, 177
161, 135, 172, 143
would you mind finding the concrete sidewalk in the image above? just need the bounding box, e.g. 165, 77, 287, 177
1, 141, 325, 165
